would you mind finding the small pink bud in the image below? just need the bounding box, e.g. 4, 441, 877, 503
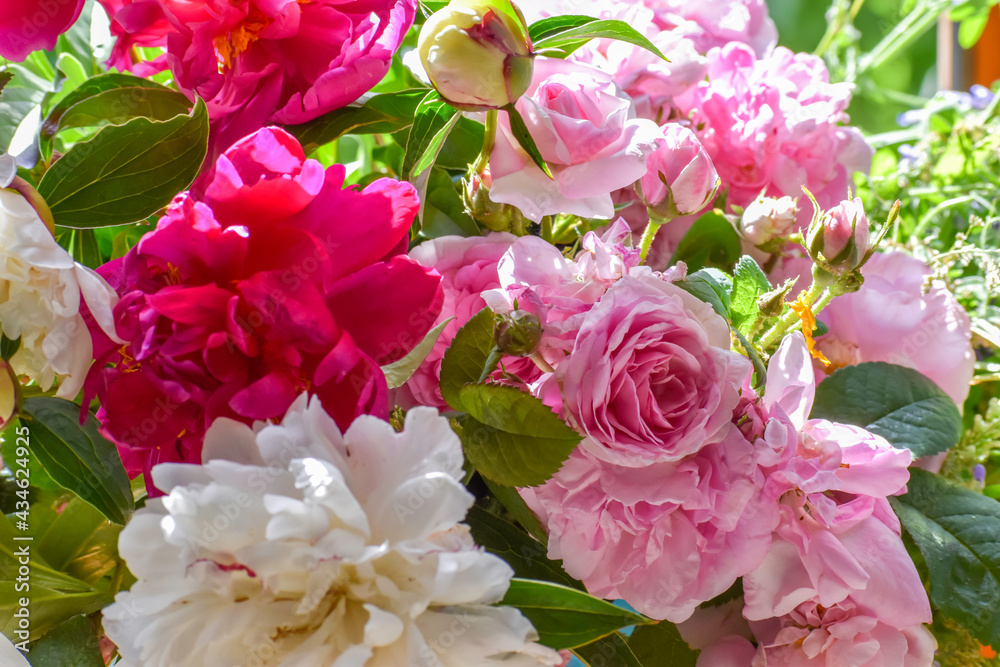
741, 196, 797, 246
638, 124, 719, 218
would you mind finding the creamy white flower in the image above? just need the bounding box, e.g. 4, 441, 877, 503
0, 189, 120, 397
103, 395, 561, 667
740, 195, 798, 246
0, 633, 29, 667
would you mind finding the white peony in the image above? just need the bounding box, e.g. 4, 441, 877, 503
0, 633, 29, 667
103, 394, 562, 667
0, 188, 120, 397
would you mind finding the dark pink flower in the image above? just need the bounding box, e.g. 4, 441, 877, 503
0, 0, 86, 61
97, 0, 173, 75
85, 127, 443, 489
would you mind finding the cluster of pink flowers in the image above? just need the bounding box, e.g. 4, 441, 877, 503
96, 0, 417, 154
85, 127, 442, 487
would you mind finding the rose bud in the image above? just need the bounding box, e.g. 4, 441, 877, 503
741, 195, 797, 246
494, 309, 542, 357
638, 123, 720, 219
418, 0, 533, 110
807, 196, 871, 270
463, 167, 527, 233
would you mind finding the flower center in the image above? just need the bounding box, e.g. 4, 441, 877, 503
214, 5, 273, 72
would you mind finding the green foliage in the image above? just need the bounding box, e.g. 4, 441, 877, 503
627, 622, 700, 666
670, 211, 742, 272
730, 256, 772, 336
530, 18, 667, 60
23, 615, 104, 667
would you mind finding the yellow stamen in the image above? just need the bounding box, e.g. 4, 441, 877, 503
789, 291, 831, 368
214, 7, 272, 72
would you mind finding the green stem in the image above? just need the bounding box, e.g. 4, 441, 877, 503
758, 280, 827, 350
478, 346, 503, 383
472, 109, 499, 176
814, 0, 851, 58
858, 0, 950, 76
639, 210, 669, 263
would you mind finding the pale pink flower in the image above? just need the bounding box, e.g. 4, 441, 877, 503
640, 124, 720, 216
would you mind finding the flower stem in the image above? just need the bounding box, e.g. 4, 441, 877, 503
639, 210, 669, 263
472, 109, 499, 176
758, 280, 827, 350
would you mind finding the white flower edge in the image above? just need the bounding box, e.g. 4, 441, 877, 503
104, 394, 562, 667
0, 634, 29, 667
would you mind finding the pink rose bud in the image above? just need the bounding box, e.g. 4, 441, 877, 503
740, 195, 797, 246
807, 196, 870, 269
639, 124, 720, 218
418, 0, 533, 110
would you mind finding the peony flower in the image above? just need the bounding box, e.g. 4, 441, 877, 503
0, 188, 120, 398
488, 57, 661, 223
0, 0, 86, 61
556, 275, 751, 466
639, 123, 720, 217
816, 251, 974, 406
97, 0, 174, 75
418, 0, 534, 110
399, 232, 517, 409
0, 634, 29, 667
104, 0, 418, 155
85, 127, 442, 486
103, 394, 562, 667
675, 44, 873, 219
522, 424, 774, 622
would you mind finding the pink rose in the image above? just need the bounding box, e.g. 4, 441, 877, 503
0, 0, 85, 61
522, 424, 774, 622
676, 44, 873, 220
640, 123, 720, 216
400, 232, 517, 408
557, 275, 751, 465
816, 252, 974, 406
643, 0, 777, 57
86, 128, 443, 489
489, 57, 661, 223
105, 0, 417, 156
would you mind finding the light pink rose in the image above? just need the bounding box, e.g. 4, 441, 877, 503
489, 57, 661, 223
675, 44, 873, 221
821, 197, 870, 260
399, 233, 517, 409
640, 123, 720, 216
556, 275, 751, 465
748, 599, 937, 667
643, 0, 778, 57
522, 424, 774, 622
816, 251, 974, 406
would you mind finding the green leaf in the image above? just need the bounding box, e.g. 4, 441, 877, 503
809, 362, 963, 458
288, 89, 428, 154
458, 385, 580, 487
0, 65, 49, 151
627, 622, 700, 666
532, 19, 668, 60
730, 256, 771, 335
669, 211, 741, 272
481, 476, 549, 544
0, 71, 12, 98
573, 632, 644, 666
24, 615, 104, 667
20, 398, 134, 524
958, 11, 992, 48
402, 91, 457, 180
502, 579, 649, 650
1, 334, 20, 361
528, 15, 600, 43
466, 505, 581, 589
41, 73, 191, 141
892, 468, 1000, 646
37, 99, 210, 228
381, 317, 454, 389
675, 268, 733, 322
503, 103, 553, 179
36, 498, 121, 586
439, 308, 500, 411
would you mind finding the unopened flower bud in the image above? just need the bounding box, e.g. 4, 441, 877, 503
807, 197, 870, 272
418, 0, 533, 111
741, 195, 797, 246
638, 124, 719, 218
494, 309, 542, 357
464, 168, 528, 233
0, 360, 20, 430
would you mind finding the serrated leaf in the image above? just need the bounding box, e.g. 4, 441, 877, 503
573, 632, 644, 666
440, 308, 501, 411
531, 19, 667, 60
458, 385, 580, 486
502, 579, 649, 650
503, 103, 553, 179
381, 317, 454, 389
670, 211, 741, 272
675, 268, 732, 322
37, 99, 209, 228
627, 622, 700, 666
23, 615, 104, 667
288, 89, 428, 154
809, 362, 963, 457
892, 469, 1000, 646
730, 256, 771, 335
466, 505, 581, 589
20, 398, 134, 524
